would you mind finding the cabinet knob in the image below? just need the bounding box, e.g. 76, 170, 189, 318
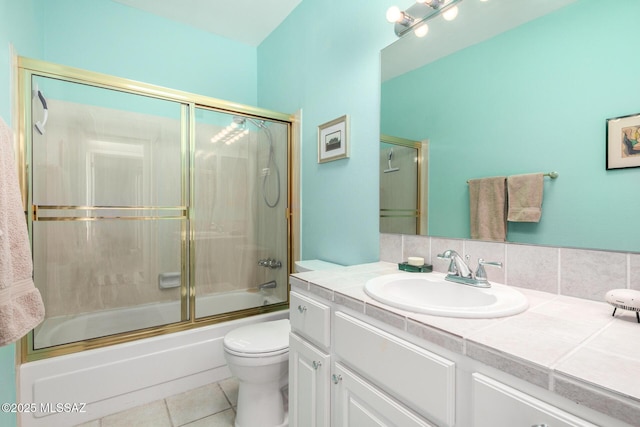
332, 374, 343, 384
297, 305, 307, 313
312, 361, 322, 370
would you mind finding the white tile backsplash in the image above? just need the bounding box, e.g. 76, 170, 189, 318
380, 234, 637, 301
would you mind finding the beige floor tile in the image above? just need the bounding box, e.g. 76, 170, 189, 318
166, 382, 231, 426
218, 377, 239, 407
73, 420, 100, 427
101, 400, 172, 427
180, 408, 236, 427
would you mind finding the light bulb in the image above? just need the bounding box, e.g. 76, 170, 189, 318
414, 23, 429, 37
386, 6, 402, 23
442, 6, 458, 21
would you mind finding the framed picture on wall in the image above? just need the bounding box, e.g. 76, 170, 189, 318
318, 115, 349, 163
606, 113, 640, 169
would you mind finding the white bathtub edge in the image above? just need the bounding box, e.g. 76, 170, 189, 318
19, 310, 288, 427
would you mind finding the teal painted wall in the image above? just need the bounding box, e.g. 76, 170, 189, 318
39, 0, 258, 106
0, 2, 261, 425
382, 0, 640, 252
258, 0, 397, 265
0, 1, 41, 425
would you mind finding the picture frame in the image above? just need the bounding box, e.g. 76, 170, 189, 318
318, 115, 349, 163
606, 113, 640, 169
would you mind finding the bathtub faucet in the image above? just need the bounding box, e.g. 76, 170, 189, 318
258, 280, 277, 291
258, 258, 282, 269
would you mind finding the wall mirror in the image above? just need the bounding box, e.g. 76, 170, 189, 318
380, 0, 640, 253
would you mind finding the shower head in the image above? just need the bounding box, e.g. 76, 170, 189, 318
232, 116, 267, 129
384, 148, 400, 173
33, 88, 48, 135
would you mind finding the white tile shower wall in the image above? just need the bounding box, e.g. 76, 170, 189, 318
380, 233, 636, 301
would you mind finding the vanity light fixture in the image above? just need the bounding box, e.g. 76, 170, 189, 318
386, 5, 415, 26
442, 5, 459, 20
386, 0, 463, 38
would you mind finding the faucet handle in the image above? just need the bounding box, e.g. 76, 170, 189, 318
475, 258, 503, 282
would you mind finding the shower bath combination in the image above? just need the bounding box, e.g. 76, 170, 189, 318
21, 60, 292, 365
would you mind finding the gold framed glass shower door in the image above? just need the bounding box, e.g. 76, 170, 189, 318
18, 57, 293, 362
27, 73, 189, 351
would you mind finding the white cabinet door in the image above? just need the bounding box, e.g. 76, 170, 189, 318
332, 363, 435, 427
289, 332, 331, 427
334, 312, 456, 426
472, 374, 598, 427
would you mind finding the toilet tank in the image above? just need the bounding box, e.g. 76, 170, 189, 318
294, 259, 343, 273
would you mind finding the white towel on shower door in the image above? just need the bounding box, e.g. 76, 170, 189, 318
0, 116, 45, 346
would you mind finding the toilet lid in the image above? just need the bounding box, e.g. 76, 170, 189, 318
224, 319, 290, 355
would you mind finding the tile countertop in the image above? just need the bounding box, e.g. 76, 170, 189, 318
290, 261, 640, 425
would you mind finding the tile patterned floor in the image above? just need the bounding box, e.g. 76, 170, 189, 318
75, 377, 238, 427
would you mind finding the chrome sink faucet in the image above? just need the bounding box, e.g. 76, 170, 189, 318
436, 250, 502, 288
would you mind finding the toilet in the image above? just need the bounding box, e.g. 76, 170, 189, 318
224, 260, 342, 427
224, 318, 291, 427
294, 259, 343, 273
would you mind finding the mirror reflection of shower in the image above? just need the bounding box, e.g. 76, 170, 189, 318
211, 116, 281, 208
384, 147, 400, 173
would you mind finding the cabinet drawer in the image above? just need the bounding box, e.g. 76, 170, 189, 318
290, 291, 331, 348
472, 373, 597, 427
334, 312, 456, 427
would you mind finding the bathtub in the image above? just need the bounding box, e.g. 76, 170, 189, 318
35, 290, 279, 348
20, 291, 288, 427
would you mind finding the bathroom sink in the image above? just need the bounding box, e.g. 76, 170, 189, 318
364, 273, 528, 318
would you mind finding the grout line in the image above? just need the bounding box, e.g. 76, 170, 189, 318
548, 318, 615, 371
162, 397, 175, 427
218, 381, 235, 410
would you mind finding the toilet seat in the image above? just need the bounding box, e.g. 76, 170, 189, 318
224, 346, 288, 358
223, 319, 290, 357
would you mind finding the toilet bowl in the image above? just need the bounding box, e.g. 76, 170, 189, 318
224, 318, 290, 427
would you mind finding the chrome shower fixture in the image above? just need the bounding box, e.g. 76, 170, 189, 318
386, 0, 464, 38
32, 85, 48, 135
384, 148, 400, 173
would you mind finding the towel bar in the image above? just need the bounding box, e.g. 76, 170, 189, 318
467, 171, 558, 184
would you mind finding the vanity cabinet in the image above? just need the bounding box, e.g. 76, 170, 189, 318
289, 292, 332, 427
471, 374, 596, 427
332, 362, 434, 427
289, 287, 625, 427
290, 290, 447, 427
333, 312, 455, 427
289, 332, 331, 427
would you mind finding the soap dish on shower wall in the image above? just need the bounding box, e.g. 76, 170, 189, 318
398, 262, 433, 273
606, 289, 640, 323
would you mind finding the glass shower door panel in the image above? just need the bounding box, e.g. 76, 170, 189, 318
193, 108, 289, 318
380, 143, 419, 234
31, 76, 183, 207
32, 218, 184, 350
28, 75, 187, 349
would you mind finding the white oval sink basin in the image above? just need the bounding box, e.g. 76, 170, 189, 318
364, 272, 528, 318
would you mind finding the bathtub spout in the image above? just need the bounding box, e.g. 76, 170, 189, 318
258, 280, 277, 291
